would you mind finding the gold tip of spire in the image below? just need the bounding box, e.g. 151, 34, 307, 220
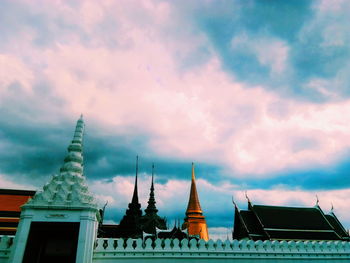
192, 162, 195, 180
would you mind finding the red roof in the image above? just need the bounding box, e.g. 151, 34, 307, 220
0, 189, 36, 212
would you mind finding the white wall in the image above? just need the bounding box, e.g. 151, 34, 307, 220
2, 236, 350, 263
93, 238, 350, 263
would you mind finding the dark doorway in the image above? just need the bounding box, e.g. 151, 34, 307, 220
23, 222, 80, 263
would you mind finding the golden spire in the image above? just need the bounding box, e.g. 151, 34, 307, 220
186, 163, 202, 213
183, 163, 209, 241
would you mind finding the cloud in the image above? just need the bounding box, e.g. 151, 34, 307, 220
1, 0, 350, 179
231, 33, 290, 75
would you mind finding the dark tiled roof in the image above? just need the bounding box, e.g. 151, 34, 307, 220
240, 210, 265, 236
233, 202, 350, 241
252, 205, 332, 230
158, 226, 187, 240
325, 213, 350, 240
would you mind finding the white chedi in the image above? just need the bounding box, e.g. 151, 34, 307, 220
25, 116, 97, 208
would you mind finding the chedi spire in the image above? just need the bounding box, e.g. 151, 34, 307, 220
140, 164, 167, 234
182, 163, 209, 241
118, 156, 143, 238
144, 164, 157, 215
186, 163, 202, 214
59, 115, 84, 176
25, 115, 96, 208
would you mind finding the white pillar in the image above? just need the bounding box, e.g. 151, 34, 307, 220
75, 213, 98, 263
8, 213, 33, 263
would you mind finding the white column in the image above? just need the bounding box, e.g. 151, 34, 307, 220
75, 213, 98, 263
8, 213, 33, 263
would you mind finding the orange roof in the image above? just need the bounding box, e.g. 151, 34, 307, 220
0, 189, 35, 212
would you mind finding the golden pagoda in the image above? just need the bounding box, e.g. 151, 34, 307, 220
182, 163, 209, 241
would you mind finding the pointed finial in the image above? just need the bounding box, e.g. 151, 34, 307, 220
331, 202, 334, 212
80, 113, 83, 120
232, 196, 237, 207
152, 163, 154, 183
191, 162, 195, 180
136, 155, 139, 177
100, 200, 108, 224
316, 194, 319, 206
245, 191, 251, 203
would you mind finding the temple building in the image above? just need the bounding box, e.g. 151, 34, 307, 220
157, 220, 187, 240
233, 199, 350, 241
98, 160, 168, 239
182, 163, 209, 241
9, 116, 100, 263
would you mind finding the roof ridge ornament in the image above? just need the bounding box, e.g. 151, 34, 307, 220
232, 196, 239, 210
315, 194, 320, 207
245, 191, 251, 205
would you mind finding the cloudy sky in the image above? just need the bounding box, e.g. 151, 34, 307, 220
1, 0, 350, 239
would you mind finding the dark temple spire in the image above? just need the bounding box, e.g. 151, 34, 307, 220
131, 155, 139, 204
117, 155, 143, 238
145, 163, 158, 215
140, 163, 167, 234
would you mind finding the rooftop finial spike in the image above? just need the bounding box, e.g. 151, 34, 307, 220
331, 202, 334, 212
316, 194, 319, 206
245, 191, 251, 203
232, 196, 238, 208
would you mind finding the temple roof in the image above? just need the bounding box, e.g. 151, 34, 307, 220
325, 212, 350, 239
252, 205, 332, 230
233, 201, 350, 241
158, 221, 187, 240
24, 116, 97, 210
185, 163, 202, 214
